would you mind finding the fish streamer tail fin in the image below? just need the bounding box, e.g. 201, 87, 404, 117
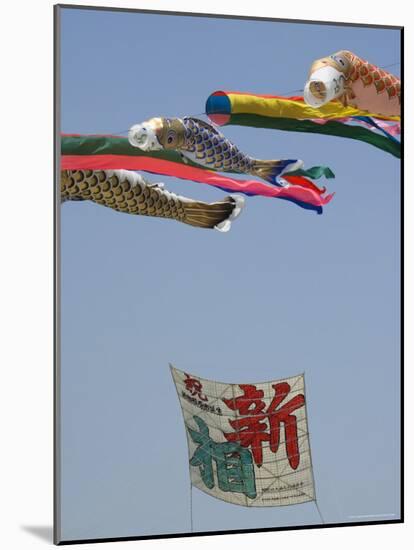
181, 194, 245, 232
250, 159, 304, 186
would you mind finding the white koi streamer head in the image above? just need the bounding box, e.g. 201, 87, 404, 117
304, 65, 346, 107
128, 119, 163, 151
304, 52, 352, 107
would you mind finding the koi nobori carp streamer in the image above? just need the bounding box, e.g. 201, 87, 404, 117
304, 50, 400, 117
61, 169, 245, 232
62, 132, 335, 214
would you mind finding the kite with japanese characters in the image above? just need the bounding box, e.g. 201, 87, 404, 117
170, 365, 315, 507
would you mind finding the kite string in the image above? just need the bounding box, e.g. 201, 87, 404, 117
190, 482, 194, 532
282, 61, 400, 95
315, 499, 326, 524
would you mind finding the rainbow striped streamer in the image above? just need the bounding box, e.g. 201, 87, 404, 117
206, 91, 401, 158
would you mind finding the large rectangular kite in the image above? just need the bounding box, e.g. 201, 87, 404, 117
170, 365, 316, 507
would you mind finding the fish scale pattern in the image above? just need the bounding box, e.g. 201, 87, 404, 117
60, 169, 238, 229
347, 52, 400, 102
182, 117, 254, 173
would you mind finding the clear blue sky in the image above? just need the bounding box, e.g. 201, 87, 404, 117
59, 6, 401, 542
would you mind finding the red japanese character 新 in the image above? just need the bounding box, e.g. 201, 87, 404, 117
222, 383, 305, 469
